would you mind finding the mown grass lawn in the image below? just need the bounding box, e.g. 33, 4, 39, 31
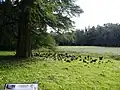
0, 47, 120, 90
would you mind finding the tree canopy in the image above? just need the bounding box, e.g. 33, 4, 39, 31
0, 0, 83, 58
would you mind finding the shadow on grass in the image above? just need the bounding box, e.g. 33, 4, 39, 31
0, 55, 39, 69
109, 55, 120, 61
0, 55, 18, 63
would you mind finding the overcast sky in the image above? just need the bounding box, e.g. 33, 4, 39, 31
73, 0, 120, 29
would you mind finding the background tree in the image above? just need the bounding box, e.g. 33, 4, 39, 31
53, 23, 120, 47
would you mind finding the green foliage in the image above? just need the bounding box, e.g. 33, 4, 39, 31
52, 31, 75, 45
32, 33, 57, 51
28, 0, 83, 32
53, 23, 120, 47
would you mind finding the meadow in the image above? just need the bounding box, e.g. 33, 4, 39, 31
0, 46, 120, 90
57, 46, 120, 55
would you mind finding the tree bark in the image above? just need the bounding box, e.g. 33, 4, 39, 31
16, 10, 31, 58
15, 0, 35, 58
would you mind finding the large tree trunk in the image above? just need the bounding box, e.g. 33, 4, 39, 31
16, 10, 31, 58
15, 0, 35, 58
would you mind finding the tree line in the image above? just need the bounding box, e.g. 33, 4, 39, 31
52, 23, 120, 47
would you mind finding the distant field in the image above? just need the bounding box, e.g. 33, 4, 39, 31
58, 46, 120, 55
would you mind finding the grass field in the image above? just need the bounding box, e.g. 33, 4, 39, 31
58, 46, 120, 55
0, 46, 120, 90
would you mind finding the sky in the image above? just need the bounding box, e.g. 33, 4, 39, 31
73, 0, 120, 29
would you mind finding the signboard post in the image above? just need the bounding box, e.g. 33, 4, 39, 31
4, 84, 38, 90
